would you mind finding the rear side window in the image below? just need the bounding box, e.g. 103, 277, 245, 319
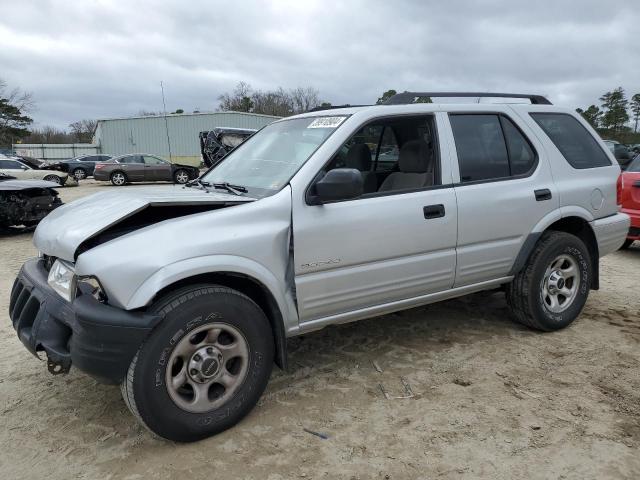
627, 156, 640, 173
530, 113, 611, 169
450, 114, 536, 183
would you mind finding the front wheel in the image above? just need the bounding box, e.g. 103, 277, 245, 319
121, 285, 274, 442
506, 231, 591, 331
173, 169, 190, 184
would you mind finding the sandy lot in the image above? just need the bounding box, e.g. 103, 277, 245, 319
1, 181, 639, 480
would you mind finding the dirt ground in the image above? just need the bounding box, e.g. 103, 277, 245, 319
1, 181, 639, 480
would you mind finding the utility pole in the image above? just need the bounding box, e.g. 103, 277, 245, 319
160, 81, 173, 163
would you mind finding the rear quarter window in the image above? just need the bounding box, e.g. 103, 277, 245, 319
530, 113, 611, 169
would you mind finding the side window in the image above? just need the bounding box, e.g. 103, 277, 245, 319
376, 127, 399, 171
501, 117, 536, 175
450, 115, 510, 182
0, 160, 22, 169
121, 155, 143, 164
530, 113, 611, 169
323, 115, 439, 196
143, 155, 166, 165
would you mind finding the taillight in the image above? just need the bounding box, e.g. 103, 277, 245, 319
95, 163, 105, 170
617, 174, 623, 207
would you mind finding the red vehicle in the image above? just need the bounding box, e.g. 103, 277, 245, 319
618, 155, 640, 249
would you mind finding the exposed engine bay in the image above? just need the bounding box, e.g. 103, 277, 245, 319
0, 174, 62, 228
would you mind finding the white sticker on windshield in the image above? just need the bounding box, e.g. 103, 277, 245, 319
307, 116, 346, 129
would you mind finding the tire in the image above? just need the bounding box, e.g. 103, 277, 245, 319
173, 169, 190, 184
43, 174, 61, 184
121, 285, 274, 442
110, 171, 127, 186
619, 239, 634, 250
72, 168, 87, 180
506, 231, 591, 331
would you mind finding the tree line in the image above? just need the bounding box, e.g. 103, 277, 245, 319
576, 87, 640, 143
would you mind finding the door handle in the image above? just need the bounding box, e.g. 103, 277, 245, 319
423, 204, 445, 219
633, 181, 640, 188
535, 189, 552, 201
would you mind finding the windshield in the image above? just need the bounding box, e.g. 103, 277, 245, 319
201, 116, 346, 197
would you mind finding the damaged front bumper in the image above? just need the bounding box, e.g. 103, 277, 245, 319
9, 258, 161, 384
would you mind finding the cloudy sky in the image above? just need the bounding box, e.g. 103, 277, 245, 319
1, 0, 639, 129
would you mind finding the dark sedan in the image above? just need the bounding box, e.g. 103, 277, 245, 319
47, 154, 113, 180
93, 154, 200, 186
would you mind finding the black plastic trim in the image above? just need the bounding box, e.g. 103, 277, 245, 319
508, 232, 542, 276
10, 258, 161, 384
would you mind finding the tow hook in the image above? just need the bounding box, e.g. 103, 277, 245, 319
47, 358, 70, 375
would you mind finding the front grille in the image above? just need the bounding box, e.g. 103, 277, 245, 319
9, 279, 41, 333
630, 227, 640, 237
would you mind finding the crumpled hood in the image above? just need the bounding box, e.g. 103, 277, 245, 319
0, 179, 60, 190
33, 186, 254, 261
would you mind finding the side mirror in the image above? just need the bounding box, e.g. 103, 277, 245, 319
310, 168, 363, 204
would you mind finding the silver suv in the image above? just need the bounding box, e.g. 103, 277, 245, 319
9, 92, 630, 442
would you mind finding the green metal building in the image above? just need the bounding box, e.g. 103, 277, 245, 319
93, 111, 279, 166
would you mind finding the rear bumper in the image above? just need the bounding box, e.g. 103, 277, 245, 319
93, 170, 109, 181
591, 212, 631, 256
621, 208, 640, 240
9, 258, 161, 384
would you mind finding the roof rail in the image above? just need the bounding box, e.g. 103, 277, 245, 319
307, 104, 371, 113
384, 92, 552, 105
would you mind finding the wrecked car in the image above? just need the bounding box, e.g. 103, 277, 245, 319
0, 173, 62, 228
199, 127, 256, 167
9, 92, 630, 442
93, 153, 199, 185
0, 155, 70, 185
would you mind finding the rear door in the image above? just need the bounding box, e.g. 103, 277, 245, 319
119, 155, 145, 181
445, 110, 558, 287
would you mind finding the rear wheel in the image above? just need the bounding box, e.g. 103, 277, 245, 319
174, 169, 190, 184
110, 171, 127, 186
619, 239, 635, 250
72, 168, 87, 180
43, 174, 61, 184
506, 231, 591, 331
121, 285, 274, 442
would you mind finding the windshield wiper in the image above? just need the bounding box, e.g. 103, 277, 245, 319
212, 182, 248, 195
184, 178, 211, 189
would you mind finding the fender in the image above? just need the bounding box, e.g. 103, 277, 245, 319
126, 254, 299, 334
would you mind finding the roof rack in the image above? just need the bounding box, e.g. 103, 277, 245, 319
307, 104, 371, 113
384, 92, 552, 105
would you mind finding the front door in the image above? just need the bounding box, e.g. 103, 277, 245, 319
292, 113, 458, 323
143, 155, 172, 181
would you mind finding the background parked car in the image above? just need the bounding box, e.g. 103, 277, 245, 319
47, 154, 112, 180
199, 128, 256, 168
0, 173, 62, 228
618, 155, 640, 249
603, 140, 633, 170
93, 154, 199, 186
0, 156, 69, 185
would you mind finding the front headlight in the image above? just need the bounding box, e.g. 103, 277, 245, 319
47, 260, 77, 302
